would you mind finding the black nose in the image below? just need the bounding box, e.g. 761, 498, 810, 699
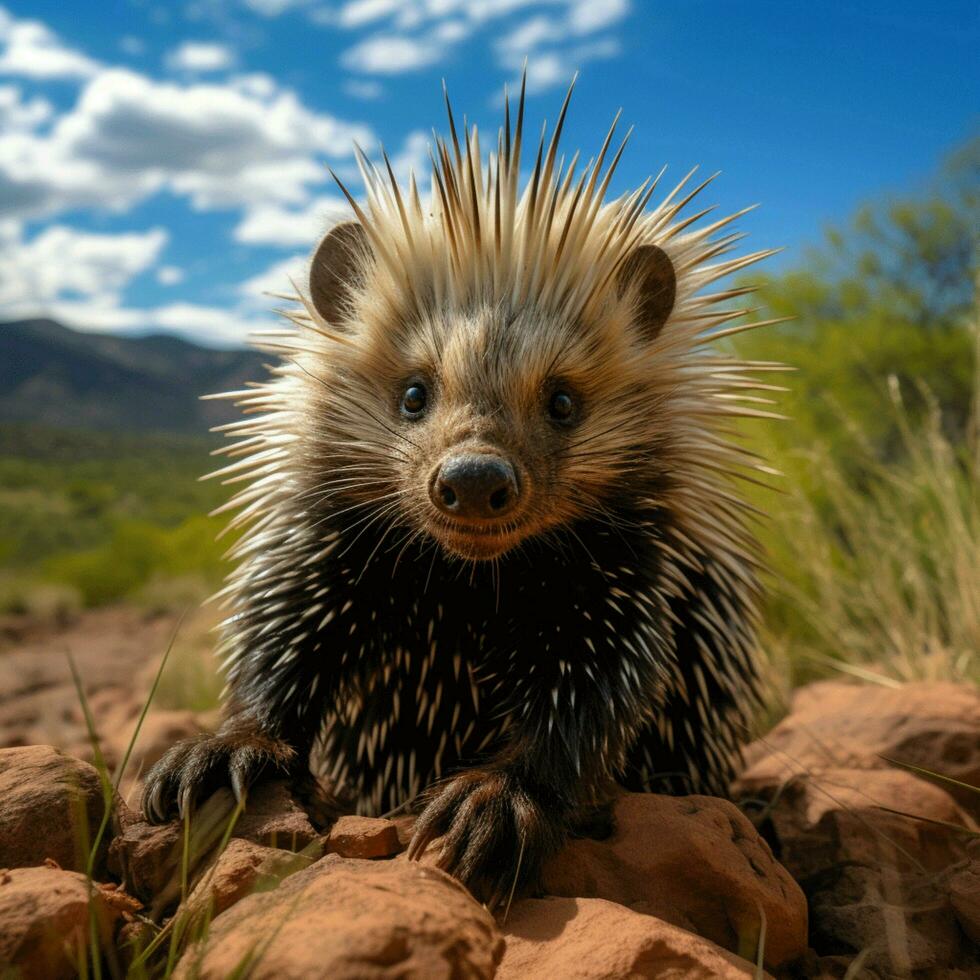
431, 454, 520, 520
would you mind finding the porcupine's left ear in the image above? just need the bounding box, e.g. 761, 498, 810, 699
309, 220, 371, 328
617, 244, 676, 342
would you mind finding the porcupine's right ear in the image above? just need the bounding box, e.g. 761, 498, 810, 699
617, 244, 676, 342
309, 221, 371, 327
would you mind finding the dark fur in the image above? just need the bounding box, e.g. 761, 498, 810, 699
144, 487, 757, 903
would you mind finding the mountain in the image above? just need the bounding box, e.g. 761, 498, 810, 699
0, 319, 267, 434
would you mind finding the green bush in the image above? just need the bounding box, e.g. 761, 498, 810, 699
41, 515, 229, 607
755, 361, 978, 690
731, 135, 979, 693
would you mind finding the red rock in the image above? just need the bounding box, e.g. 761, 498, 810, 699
0, 745, 110, 873
738, 767, 973, 880
117, 919, 155, 967
735, 683, 980, 978
176, 854, 503, 979
184, 837, 321, 924
325, 815, 402, 858
499, 897, 768, 979
541, 792, 807, 971
738, 681, 980, 812
0, 866, 120, 980
796, 953, 882, 979
110, 788, 240, 911
115, 782, 318, 915
809, 864, 966, 976
948, 860, 980, 944
95, 880, 142, 917
232, 780, 319, 850
108, 813, 184, 904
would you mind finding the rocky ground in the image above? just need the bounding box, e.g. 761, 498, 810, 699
0, 608, 977, 978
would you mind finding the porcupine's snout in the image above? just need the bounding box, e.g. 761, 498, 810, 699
431, 454, 520, 520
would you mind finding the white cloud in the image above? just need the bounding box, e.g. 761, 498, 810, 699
434, 19, 471, 43
0, 6, 101, 79
58, 70, 359, 173
501, 38, 620, 94
338, 0, 556, 31
147, 302, 259, 343
157, 265, 185, 285
0, 84, 52, 131
341, 35, 441, 74
343, 78, 383, 100
568, 0, 629, 34
234, 195, 351, 247
336, 0, 403, 28
0, 223, 167, 310
0, 221, 266, 346
43, 297, 261, 347
496, 0, 630, 55
334, 0, 630, 88
228, 71, 278, 99
390, 129, 429, 182
233, 125, 427, 247
240, 254, 309, 302
495, 1, 628, 93
496, 16, 561, 57
242, 0, 313, 15
166, 41, 236, 73
0, 67, 374, 221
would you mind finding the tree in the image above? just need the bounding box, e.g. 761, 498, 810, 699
735, 135, 978, 459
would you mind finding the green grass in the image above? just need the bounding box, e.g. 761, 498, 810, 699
0, 424, 232, 611
65, 618, 246, 978
150, 611, 225, 714
738, 321, 979, 699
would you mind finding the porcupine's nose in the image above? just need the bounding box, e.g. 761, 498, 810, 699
432, 454, 520, 520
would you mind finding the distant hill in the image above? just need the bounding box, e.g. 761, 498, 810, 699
0, 319, 266, 433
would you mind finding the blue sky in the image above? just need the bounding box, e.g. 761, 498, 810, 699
0, 0, 976, 346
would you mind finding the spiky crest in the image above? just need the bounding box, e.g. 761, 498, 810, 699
204, 78, 789, 797
212, 75, 784, 579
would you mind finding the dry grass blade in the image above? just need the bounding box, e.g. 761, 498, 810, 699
758, 323, 979, 691
114, 610, 187, 792
879, 755, 980, 797
65, 648, 115, 980
753, 901, 767, 980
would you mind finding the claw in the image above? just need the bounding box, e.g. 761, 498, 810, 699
140, 728, 293, 826
406, 832, 425, 861
230, 765, 246, 803
407, 814, 441, 862
407, 768, 557, 905
146, 781, 164, 823
178, 781, 194, 821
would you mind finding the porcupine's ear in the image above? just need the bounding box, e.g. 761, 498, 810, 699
309, 221, 371, 327
617, 244, 676, 342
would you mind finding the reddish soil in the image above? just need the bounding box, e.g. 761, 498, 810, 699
1, 609, 977, 979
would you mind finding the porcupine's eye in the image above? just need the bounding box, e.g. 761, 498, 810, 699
548, 390, 575, 422
400, 383, 428, 418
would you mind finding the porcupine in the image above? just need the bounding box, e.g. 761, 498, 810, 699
143, 76, 782, 905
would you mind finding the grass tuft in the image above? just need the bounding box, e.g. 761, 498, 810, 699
755, 325, 979, 695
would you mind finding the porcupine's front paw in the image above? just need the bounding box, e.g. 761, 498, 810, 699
141, 723, 296, 824
407, 768, 565, 908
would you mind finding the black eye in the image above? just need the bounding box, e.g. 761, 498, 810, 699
549, 391, 574, 421
401, 383, 427, 417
